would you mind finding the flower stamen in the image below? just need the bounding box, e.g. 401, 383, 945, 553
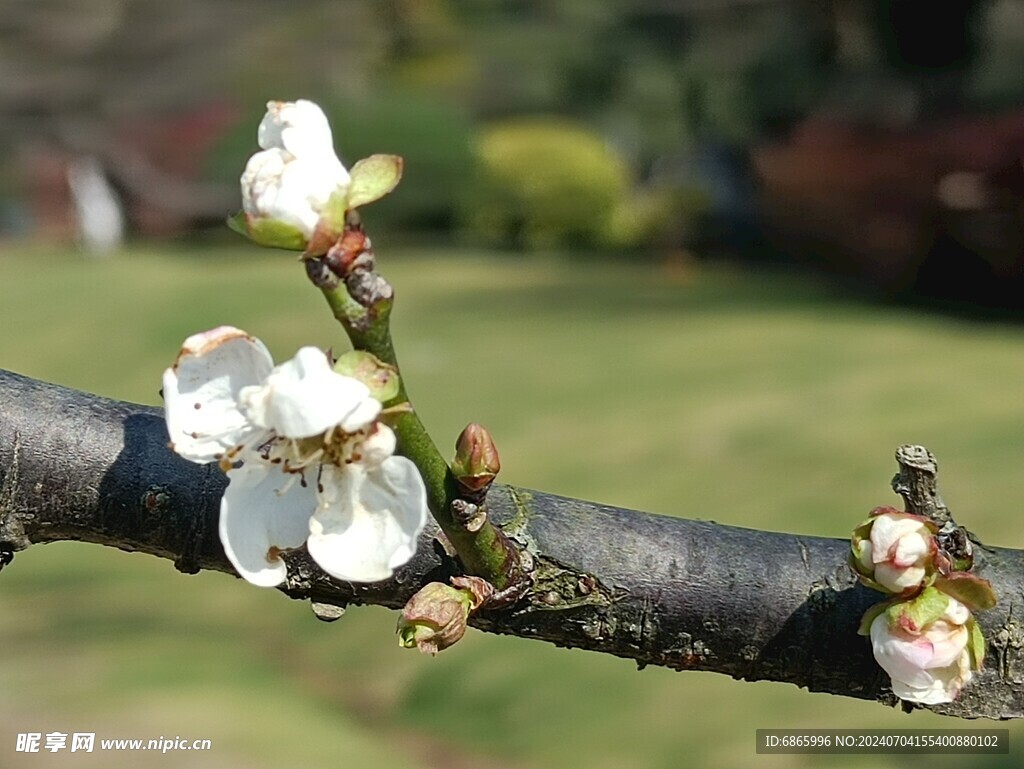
275, 469, 306, 497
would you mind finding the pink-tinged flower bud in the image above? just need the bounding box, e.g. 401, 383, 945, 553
850, 507, 937, 594
451, 423, 501, 494
867, 587, 983, 704
397, 582, 474, 656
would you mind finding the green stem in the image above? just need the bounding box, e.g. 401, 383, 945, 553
319, 281, 521, 589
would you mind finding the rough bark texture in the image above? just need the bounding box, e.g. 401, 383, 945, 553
2, 368, 1023, 719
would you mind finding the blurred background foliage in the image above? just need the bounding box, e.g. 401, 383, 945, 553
5, 0, 1024, 308
5, 2, 1024, 768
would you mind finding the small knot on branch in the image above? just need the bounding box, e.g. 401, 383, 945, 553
892, 444, 951, 527
891, 444, 972, 567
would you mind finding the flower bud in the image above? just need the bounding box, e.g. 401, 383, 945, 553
451, 423, 501, 494
850, 507, 937, 594
397, 582, 474, 656
333, 350, 400, 403
867, 588, 982, 704
236, 100, 350, 253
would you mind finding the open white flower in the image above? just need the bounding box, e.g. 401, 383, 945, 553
163, 326, 427, 587
240, 99, 350, 240
870, 593, 974, 704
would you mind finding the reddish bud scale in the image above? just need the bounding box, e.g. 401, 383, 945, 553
324, 226, 372, 278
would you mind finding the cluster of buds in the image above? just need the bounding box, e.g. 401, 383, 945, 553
850, 506, 995, 704
394, 425, 506, 655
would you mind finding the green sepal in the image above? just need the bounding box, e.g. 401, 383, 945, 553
346, 154, 404, 209
226, 211, 247, 237
966, 618, 986, 670
858, 600, 893, 636
850, 518, 876, 576
316, 188, 350, 243
887, 586, 948, 633
227, 211, 307, 251
934, 572, 997, 613
333, 350, 400, 403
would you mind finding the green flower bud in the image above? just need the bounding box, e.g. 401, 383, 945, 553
333, 350, 400, 403
451, 423, 501, 494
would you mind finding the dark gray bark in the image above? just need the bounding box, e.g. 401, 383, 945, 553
2, 368, 1023, 719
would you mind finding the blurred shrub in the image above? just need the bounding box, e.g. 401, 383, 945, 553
203, 92, 476, 236
461, 118, 640, 250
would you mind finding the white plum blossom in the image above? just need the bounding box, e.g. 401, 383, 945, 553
163, 326, 428, 587
870, 595, 974, 705
240, 99, 350, 239
853, 509, 935, 593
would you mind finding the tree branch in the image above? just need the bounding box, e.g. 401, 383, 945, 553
2, 368, 1023, 719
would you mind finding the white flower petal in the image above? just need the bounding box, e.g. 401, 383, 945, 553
870, 515, 928, 563
241, 150, 328, 238
240, 347, 380, 439
891, 531, 930, 568
874, 563, 925, 593
854, 539, 874, 574
241, 148, 286, 216
870, 618, 939, 688
359, 423, 397, 467
307, 457, 428, 582
163, 327, 273, 462
219, 461, 316, 587
924, 628, 970, 670
258, 100, 337, 158
942, 597, 972, 626
270, 155, 349, 235
336, 391, 383, 434
890, 665, 970, 704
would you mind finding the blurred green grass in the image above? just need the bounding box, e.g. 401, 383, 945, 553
2, 244, 1024, 768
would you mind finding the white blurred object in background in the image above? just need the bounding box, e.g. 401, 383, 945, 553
67, 156, 125, 256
